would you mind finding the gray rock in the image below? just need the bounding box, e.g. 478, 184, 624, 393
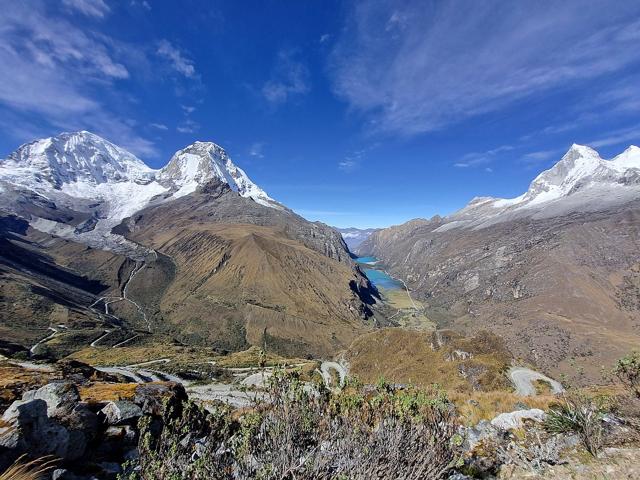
464, 420, 496, 450
0, 398, 70, 458
22, 382, 80, 418
101, 400, 142, 425
104, 425, 137, 445
134, 382, 187, 416
491, 408, 546, 430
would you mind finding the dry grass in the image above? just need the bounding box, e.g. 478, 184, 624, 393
0, 455, 57, 480
78, 382, 138, 402
345, 328, 511, 392
450, 391, 556, 425
69, 343, 211, 365
211, 346, 307, 368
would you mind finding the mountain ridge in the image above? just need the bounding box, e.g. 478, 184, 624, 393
0, 131, 282, 258
357, 144, 640, 384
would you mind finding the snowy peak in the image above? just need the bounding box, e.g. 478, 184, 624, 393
0, 131, 282, 258
159, 141, 281, 208
446, 144, 640, 230
610, 145, 640, 171
0, 131, 154, 189
522, 144, 606, 204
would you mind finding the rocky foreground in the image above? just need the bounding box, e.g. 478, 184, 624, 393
1, 357, 639, 479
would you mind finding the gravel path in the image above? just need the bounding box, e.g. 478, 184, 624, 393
509, 366, 564, 396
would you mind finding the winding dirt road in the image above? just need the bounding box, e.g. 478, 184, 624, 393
509, 367, 564, 396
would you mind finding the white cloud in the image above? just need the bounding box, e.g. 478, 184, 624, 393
62, 0, 110, 18
0, 1, 157, 158
249, 142, 265, 158
455, 145, 513, 168
590, 126, 640, 148
338, 160, 358, 172
157, 40, 196, 78
176, 119, 200, 134
521, 150, 559, 164
150, 123, 168, 130
319, 34, 330, 44
130, 0, 151, 10
330, 1, 640, 136
262, 50, 310, 105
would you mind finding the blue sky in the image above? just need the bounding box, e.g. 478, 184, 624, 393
1, 0, 640, 228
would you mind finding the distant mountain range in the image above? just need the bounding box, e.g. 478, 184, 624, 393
0, 131, 379, 359
335, 227, 378, 251
357, 144, 640, 384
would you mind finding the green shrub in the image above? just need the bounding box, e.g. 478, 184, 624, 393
613, 351, 640, 398
123, 370, 462, 479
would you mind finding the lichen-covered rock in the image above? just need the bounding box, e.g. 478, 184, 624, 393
134, 382, 187, 416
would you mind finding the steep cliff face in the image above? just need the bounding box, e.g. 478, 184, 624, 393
358, 146, 640, 384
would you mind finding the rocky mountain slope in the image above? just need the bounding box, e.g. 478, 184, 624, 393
0, 132, 378, 359
357, 145, 640, 383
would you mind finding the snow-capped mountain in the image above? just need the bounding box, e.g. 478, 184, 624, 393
158, 141, 279, 209
440, 144, 640, 231
335, 227, 379, 251
0, 131, 281, 257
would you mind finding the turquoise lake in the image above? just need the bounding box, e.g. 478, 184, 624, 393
355, 257, 403, 290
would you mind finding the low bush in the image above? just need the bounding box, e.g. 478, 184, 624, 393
124, 370, 462, 479
613, 351, 640, 398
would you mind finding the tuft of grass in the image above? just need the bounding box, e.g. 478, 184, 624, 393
544, 393, 607, 457
0, 455, 57, 480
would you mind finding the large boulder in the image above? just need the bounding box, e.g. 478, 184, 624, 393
101, 400, 142, 425
134, 382, 187, 416
0, 398, 70, 459
22, 381, 80, 418
491, 408, 546, 431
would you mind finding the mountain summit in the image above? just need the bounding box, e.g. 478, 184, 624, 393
0, 131, 280, 256
448, 144, 640, 230
159, 141, 280, 209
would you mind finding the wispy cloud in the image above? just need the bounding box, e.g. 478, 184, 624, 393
262, 49, 310, 105
454, 145, 513, 168
248, 142, 265, 158
590, 125, 640, 148
62, 0, 110, 18
338, 160, 358, 172
521, 149, 560, 164
157, 40, 197, 78
338, 146, 374, 173
130, 0, 151, 10
330, 1, 640, 136
176, 119, 200, 134
0, 0, 157, 157
150, 123, 168, 130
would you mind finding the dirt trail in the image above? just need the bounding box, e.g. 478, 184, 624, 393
509, 367, 564, 396
89, 250, 157, 335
